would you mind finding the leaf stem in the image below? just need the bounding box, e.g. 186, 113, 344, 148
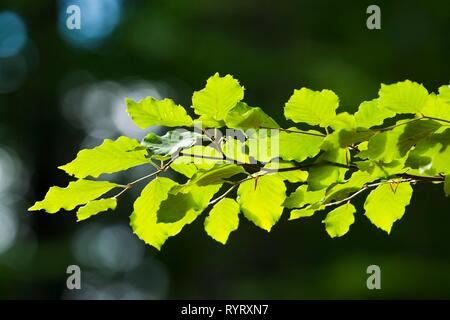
422, 115, 450, 124
376, 116, 424, 132
208, 175, 259, 206
324, 178, 414, 207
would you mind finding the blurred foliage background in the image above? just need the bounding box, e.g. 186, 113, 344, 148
0, 0, 449, 299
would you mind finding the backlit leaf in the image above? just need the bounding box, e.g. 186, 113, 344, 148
142, 130, 203, 157
355, 99, 395, 128
192, 73, 244, 121
204, 198, 240, 244
130, 178, 220, 250
278, 129, 324, 162
284, 88, 339, 127
323, 202, 356, 238
364, 182, 413, 234
237, 175, 286, 231
29, 180, 119, 213
225, 102, 279, 129
59, 136, 150, 179
77, 198, 117, 221
285, 184, 326, 209
379, 80, 429, 114
126, 97, 193, 128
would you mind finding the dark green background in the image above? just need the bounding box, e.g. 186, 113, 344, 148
0, 0, 449, 299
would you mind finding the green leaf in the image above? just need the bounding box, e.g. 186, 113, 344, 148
76, 198, 117, 221
170, 161, 199, 178
284, 88, 339, 127
285, 184, 326, 209
438, 85, 450, 104
130, 178, 220, 250
445, 175, 450, 197
142, 130, 202, 157
156, 192, 197, 223
157, 182, 222, 223
364, 182, 413, 234
330, 112, 357, 131
358, 119, 441, 162
379, 80, 429, 114
323, 202, 356, 238
222, 138, 251, 164
264, 161, 308, 183
356, 158, 408, 179
204, 198, 240, 244
189, 164, 245, 186
193, 116, 225, 128
225, 102, 279, 129
307, 148, 349, 191
126, 97, 193, 128
322, 128, 374, 150
245, 129, 278, 163
278, 129, 324, 162
59, 136, 150, 179
237, 175, 286, 231
170, 145, 226, 177
29, 180, 119, 213
406, 128, 450, 175
324, 171, 374, 203
354, 99, 396, 128
192, 73, 244, 121
290, 203, 325, 220
421, 93, 450, 122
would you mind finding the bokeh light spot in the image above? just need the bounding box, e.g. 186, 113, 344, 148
0, 11, 27, 58
58, 0, 122, 49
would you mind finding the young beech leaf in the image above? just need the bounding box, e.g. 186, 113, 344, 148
29, 180, 119, 214
354, 99, 395, 129
324, 171, 374, 203
438, 85, 450, 104
358, 119, 441, 163
364, 182, 413, 234
323, 202, 356, 238
193, 115, 225, 128
356, 158, 408, 179
379, 80, 429, 114
192, 73, 244, 121
329, 112, 357, 131
284, 87, 339, 127
225, 102, 279, 129
130, 178, 221, 250
221, 138, 250, 164
59, 136, 150, 179
237, 175, 286, 231
322, 128, 374, 151
204, 198, 240, 244
264, 161, 308, 183
126, 97, 193, 128
290, 203, 325, 220
77, 198, 117, 222
421, 93, 450, 122
284, 184, 326, 209
171, 145, 226, 178
405, 128, 450, 175
245, 129, 278, 163
278, 129, 324, 162
142, 130, 202, 157
189, 164, 245, 186
158, 184, 222, 223
307, 148, 349, 191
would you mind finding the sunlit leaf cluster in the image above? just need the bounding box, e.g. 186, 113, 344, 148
30, 74, 450, 250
